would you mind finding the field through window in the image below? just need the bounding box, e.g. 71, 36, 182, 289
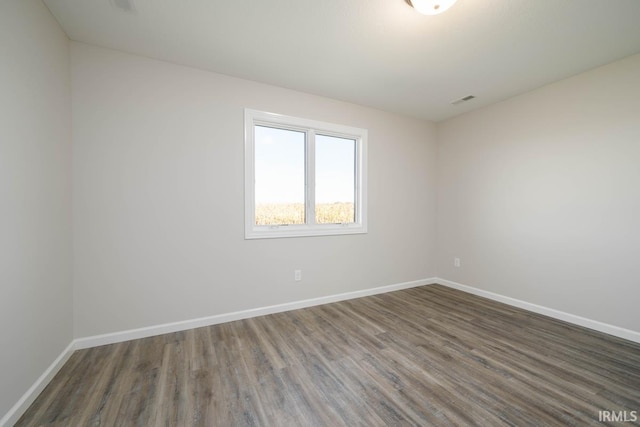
255, 202, 355, 225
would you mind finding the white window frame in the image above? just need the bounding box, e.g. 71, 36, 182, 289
244, 109, 368, 239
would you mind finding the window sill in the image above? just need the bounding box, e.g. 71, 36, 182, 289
245, 224, 367, 239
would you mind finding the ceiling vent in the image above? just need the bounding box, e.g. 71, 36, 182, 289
451, 95, 476, 105
109, 0, 136, 13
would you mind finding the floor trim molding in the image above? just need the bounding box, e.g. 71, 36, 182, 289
2, 278, 434, 425
74, 278, 437, 350
6, 276, 639, 425
437, 278, 640, 344
0, 341, 77, 427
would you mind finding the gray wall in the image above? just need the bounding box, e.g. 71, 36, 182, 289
71, 43, 438, 337
0, 0, 72, 418
437, 53, 640, 331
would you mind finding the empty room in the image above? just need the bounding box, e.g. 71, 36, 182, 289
2, 0, 640, 425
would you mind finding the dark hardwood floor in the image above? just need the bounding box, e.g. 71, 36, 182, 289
16, 285, 640, 426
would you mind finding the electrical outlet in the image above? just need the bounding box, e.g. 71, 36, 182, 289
454, 257, 461, 268
294, 269, 302, 281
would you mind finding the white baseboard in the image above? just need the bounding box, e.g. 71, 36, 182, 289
2, 278, 434, 424
6, 276, 637, 426
437, 278, 640, 344
0, 341, 77, 427
74, 278, 436, 350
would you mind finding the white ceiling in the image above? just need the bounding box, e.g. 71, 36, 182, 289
43, 0, 640, 122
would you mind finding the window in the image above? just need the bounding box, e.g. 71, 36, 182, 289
245, 109, 367, 239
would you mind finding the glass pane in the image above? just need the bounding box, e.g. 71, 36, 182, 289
255, 125, 305, 225
315, 135, 356, 224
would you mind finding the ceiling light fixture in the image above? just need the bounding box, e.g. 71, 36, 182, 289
408, 0, 458, 15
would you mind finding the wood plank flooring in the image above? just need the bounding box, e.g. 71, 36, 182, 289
16, 285, 640, 426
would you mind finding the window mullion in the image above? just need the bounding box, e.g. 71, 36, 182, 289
307, 129, 316, 226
